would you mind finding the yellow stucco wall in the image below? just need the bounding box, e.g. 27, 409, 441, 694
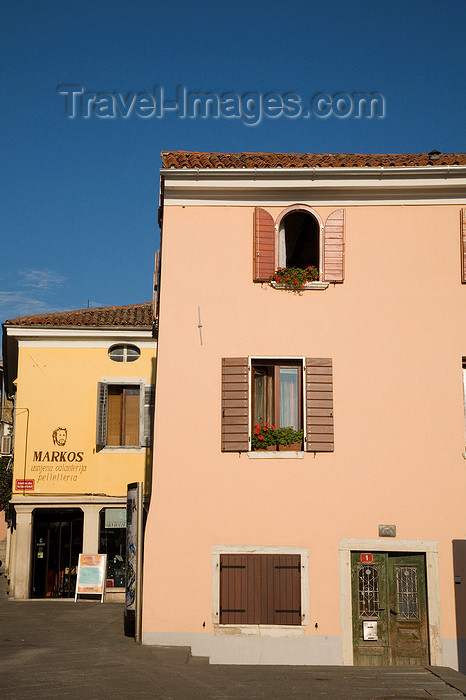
13, 343, 155, 496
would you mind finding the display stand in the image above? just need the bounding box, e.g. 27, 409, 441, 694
75, 553, 107, 603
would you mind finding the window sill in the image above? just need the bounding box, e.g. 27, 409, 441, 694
270, 281, 329, 290
247, 451, 304, 459
99, 446, 146, 453
214, 625, 305, 637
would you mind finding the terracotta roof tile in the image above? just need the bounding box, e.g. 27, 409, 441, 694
5, 302, 153, 327
161, 151, 466, 170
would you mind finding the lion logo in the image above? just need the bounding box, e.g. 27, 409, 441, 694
52, 427, 67, 446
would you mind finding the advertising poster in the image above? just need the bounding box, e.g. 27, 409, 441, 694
125, 482, 143, 640
75, 553, 107, 602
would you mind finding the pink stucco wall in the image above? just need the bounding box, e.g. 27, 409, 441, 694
143, 203, 465, 645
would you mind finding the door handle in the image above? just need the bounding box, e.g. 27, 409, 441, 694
390, 609, 398, 616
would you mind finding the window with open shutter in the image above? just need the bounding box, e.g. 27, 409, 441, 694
222, 357, 334, 452
96, 381, 153, 449
219, 553, 301, 625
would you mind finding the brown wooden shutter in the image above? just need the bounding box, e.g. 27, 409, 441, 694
305, 358, 334, 452
221, 358, 249, 451
461, 209, 466, 283
253, 207, 275, 281
323, 209, 345, 282
219, 554, 301, 625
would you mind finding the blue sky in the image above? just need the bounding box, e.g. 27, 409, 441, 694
1, 0, 465, 326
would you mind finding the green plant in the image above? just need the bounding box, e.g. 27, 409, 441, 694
252, 421, 277, 449
270, 266, 319, 291
274, 426, 304, 446
0, 456, 12, 512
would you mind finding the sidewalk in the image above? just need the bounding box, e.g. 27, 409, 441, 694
0, 569, 465, 699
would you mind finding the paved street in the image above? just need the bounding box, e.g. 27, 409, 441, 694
0, 562, 465, 699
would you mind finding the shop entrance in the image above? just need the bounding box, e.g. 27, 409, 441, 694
351, 551, 429, 665
31, 509, 83, 598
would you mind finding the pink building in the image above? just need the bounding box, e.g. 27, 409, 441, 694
142, 151, 466, 668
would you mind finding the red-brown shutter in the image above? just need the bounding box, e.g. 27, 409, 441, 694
461, 209, 466, 283
221, 358, 249, 452
305, 358, 334, 452
323, 209, 345, 282
253, 207, 275, 281
219, 554, 301, 626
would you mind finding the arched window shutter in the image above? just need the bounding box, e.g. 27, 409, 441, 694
461, 209, 466, 283
222, 358, 249, 451
323, 209, 345, 282
305, 358, 334, 452
254, 207, 275, 281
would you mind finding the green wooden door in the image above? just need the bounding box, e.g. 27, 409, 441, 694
351, 552, 390, 665
351, 552, 429, 665
387, 554, 429, 665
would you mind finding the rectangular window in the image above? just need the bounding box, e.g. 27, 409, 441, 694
96, 382, 154, 449
107, 385, 140, 446
219, 553, 302, 626
252, 360, 302, 430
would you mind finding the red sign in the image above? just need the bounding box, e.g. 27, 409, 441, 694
361, 553, 373, 563
15, 479, 35, 491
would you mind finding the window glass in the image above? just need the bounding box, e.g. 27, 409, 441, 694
108, 344, 140, 362
252, 360, 302, 429
99, 508, 126, 587
279, 367, 300, 430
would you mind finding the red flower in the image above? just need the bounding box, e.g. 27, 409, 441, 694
258, 435, 264, 441
271, 426, 275, 430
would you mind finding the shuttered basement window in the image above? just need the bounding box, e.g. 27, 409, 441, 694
323, 209, 345, 282
253, 207, 276, 282
219, 553, 301, 625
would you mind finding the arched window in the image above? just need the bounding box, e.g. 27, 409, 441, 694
278, 210, 320, 271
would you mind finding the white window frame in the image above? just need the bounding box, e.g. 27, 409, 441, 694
108, 344, 141, 363
212, 545, 309, 636
99, 377, 146, 452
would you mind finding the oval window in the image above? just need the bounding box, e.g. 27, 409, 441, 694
108, 344, 140, 362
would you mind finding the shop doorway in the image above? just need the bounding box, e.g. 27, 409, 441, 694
351, 551, 429, 665
31, 509, 83, 598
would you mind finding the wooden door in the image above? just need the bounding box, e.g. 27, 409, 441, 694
352, 552, 390, 665
387, 554, 429, 665
351, 552, 429, 665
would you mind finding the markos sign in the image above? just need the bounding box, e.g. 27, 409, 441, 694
29, 427, 87, 486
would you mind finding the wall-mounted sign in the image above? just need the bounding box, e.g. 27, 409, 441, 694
30, 425, 86, 486
75, 553, 107, 602
105, 507, 126, 529
15, 479, 34, 491
361, 553, 373, 563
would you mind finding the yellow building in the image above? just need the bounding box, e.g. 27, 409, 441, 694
2, 302, 155, 599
